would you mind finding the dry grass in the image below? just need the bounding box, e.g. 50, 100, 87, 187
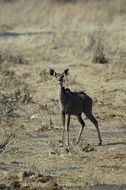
0, 0, 126, 189
0, 49, 29, 66
0, 0, 126, 32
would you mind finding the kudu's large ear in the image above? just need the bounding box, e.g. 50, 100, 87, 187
63, 69, 69, 76
49, 69, 57, 77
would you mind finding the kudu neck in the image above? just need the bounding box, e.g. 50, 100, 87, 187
58, 82, 64, 98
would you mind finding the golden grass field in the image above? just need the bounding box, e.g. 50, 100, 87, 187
0, 0, 126, 189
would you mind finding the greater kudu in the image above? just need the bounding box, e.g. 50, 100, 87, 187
50, 69, 102, 146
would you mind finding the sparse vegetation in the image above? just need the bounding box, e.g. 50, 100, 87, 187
0, 0, 126, 189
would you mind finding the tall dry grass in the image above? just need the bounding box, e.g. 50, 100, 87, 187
0, 0, 126, 32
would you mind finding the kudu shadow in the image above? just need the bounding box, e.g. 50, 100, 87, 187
103, 125, 126, 146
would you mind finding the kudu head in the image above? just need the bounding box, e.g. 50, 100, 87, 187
49, 69, 69, 86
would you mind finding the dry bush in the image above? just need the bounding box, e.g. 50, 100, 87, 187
89, 32, 126, 79
92, 42, 108, 64
92, 36, 108, 64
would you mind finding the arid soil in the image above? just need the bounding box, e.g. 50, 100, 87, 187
0, 0, 126, 189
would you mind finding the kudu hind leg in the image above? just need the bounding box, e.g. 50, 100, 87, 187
66, 114, 70, 146
86, 113, 102, 145
76, 114, 85, 144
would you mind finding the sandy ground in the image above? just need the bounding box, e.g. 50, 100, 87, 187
0, 0, 126, 189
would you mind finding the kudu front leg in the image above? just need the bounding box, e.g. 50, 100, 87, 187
76, 114, 85, 144
61, 112, 65, 146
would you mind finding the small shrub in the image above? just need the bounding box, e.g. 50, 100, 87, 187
35, 118, 53, 132
81, 144, 95, 152
93, 53, 108, 64
92, 38, 108, 64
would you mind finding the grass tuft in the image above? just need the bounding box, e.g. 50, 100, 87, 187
81, 144, 95, 152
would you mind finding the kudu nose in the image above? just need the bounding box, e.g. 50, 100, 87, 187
58, 78, 63, 85
58, 75, 64, 85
